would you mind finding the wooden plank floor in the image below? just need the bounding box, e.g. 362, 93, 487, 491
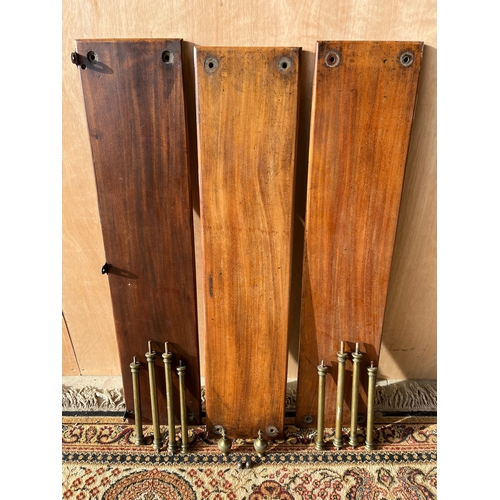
195, 46, 301, 439
75, 39, 201, 425
295, 41, 423, 428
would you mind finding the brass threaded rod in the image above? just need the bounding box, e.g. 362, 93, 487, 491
146, 344, 162, 452
349, 343, 362, 447
176, 362, 189, 453
162, 343, 177, 453
130, 357, 145, 445
315, 360, 328, 451
365, 362, 378, 450
334, 342, 348, 449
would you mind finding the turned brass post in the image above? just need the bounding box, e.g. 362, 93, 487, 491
349, 342, 362, 447
365, 361, 378, 451
145, 341, 162, 452
315, 360, 328, 451
162, 342, 178, 453
129, 356, 145, 445
334, 341, 348, 449
176, 360, 189, 453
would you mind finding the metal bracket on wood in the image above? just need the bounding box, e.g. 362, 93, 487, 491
71, 51, 98, 68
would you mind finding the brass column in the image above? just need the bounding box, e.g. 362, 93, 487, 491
334, 341, 347, 449
349, 343, 362, 447
365, 362, 378, 450
315, 360, 328, 451
162, 342, 177, 453
176, 360, 189, 453
146, 341, 162, 452
129, 356, 145, 445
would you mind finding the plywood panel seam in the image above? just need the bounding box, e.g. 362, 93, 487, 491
62, 310, 82, 375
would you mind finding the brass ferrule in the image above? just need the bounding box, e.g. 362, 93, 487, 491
176, 363, 189, 453
365, 364, 378, 451
349, 348, 363, 447
334, 350, 348, 449
315, 362, 328, 451
129, 358, 144, 445
145, 349, 162, 452
130, 358, 140, 373
162, 347, 177, 453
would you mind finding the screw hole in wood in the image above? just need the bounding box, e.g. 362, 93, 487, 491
87, 51, 98, 64
162, 50, 173, 64
212, 424, 224, 435
266, 425, 279, 437
278, 56, 292, 74
325, 50, 340, 68
399, 51, 414, 67
204, 56, 219, 74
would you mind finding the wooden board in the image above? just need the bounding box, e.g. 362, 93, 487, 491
74, 39, 201, 425
295, 41, 423, 427
378, 44, 437, 381
63, 0, 437, 385
195, 46, 300, 439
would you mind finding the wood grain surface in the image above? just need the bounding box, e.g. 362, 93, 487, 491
195, 47, 300, 438
63, 0, 436, 385
75, 39, 201, 424
295, 41, 423, 427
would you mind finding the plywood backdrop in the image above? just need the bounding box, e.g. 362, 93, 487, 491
62, 0, 436, 382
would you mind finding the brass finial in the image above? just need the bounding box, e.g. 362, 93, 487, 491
254, 429, 268, 457
218, 429, 232, 455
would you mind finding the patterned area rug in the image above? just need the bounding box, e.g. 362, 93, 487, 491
62, 416, 436, 499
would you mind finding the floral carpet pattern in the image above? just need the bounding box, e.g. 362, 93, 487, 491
62, 416, 436, 499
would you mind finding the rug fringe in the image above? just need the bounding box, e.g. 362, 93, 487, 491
62, 377, 436, 413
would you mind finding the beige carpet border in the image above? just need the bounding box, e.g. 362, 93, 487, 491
62, 376, 437, 413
